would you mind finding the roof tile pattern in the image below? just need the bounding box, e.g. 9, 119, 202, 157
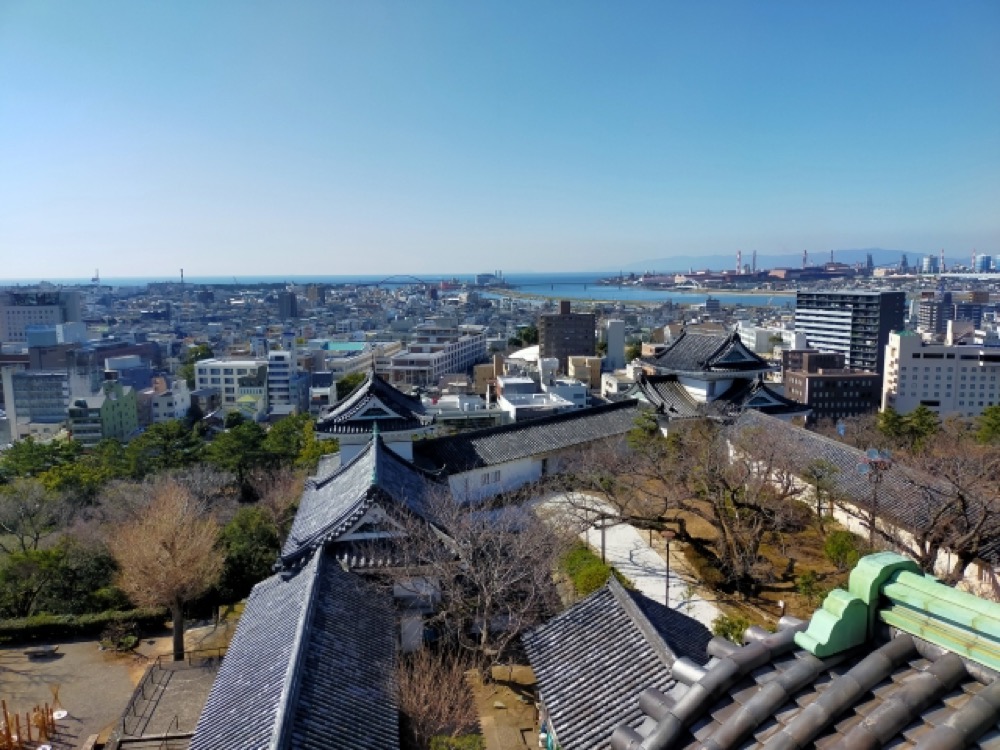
646, 331, 770, 374
412, 400, 644, 474
281, 436, 441, 562
618, 627, 1000, 750
316, 373, 430, 434
190, 552, 397, 750
524, 579, 711, 750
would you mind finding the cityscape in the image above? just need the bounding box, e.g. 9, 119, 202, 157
1, 2, 999, 750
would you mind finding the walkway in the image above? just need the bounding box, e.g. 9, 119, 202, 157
538, 492, 722, 627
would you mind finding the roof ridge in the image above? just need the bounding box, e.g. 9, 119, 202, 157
424, 399, 642, 446
269, 551, 326, 750
607, 578, 677, 667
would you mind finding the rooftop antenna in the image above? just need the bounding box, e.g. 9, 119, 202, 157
802, 249, 808, 269
180, 268, 184, 284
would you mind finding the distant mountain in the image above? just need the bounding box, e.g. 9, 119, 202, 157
613, 248, 931, 274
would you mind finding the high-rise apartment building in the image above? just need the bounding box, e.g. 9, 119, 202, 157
794, 290, 905, 373
538, 301, 595, 372
277, 291, 299, 320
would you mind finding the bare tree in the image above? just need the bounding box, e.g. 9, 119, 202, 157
108, 478, 223, 660
388, 486, 570, 674
397, 648, 478, 750
0, 478, 70, 554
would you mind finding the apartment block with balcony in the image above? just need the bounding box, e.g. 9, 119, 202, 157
387, 321, 487, 388
794, 290, 905, 374
1, 368, 70, 441
68, 380, 138, 447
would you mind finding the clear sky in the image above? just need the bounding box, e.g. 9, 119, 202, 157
1, 1, 998, 278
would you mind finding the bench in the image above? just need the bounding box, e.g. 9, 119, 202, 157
23, 645, 59, 658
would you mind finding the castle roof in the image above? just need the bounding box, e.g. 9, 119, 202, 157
315, 373, 431, 434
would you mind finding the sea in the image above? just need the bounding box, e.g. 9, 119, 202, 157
0, 271, 793, 308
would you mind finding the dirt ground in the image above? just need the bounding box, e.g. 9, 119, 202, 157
471, 665, 539, 750
0, 619, 238, 750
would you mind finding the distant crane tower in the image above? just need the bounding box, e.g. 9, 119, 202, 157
736, 250, 742, 274
802, 249, 808, 269
91, 268, 100, 284
752, 250, 757, 274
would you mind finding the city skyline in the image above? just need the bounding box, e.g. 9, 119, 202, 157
1, 1, 998, 278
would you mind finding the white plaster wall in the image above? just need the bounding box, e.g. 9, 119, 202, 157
449, 456, 542, 503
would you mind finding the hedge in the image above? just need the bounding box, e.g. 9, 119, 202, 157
430, 735, 485, 750
560, 542, 630, 597
0, 608, 167, 644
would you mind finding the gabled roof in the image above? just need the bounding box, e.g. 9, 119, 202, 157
315, 373, 431, 434
281, 435, 443, 564
644, 330, 771, 375
624, 376, 809, 421
708, 379, 811, 418
190, 551, 398, 750
411, 400, 645, 474
524, 578, 711, 750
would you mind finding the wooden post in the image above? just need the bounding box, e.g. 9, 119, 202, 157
24, 710, 31, 742
13, 714, 21, 744
2, 699, 12, 748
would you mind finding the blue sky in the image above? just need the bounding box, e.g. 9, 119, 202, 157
1, 1, 997, 278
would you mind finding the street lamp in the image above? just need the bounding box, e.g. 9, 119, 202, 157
856, 448, 892, 546
662, 530, 676, 608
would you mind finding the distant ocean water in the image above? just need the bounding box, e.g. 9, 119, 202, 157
0, 271, 793, 308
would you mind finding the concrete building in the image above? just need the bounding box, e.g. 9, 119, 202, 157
0, 290, 82, 343
538, 300, 595, 373
277, 291, 299, 320
68, 379, 138, 447
604, 319, 626, 370
882, 327, 1000, 417
140, 376, 192, 425
267, 350, 297, 416
783, 351, 881, 423
195, 358, 268, 412
387, 321, 487, 387
795, 290, 906, 374
1, 368, 70, 440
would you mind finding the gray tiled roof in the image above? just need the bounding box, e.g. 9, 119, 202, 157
316, 373, 430, 434
190, 551, 397, 750
411, 400, 645, 474
613, 623, 1000, 750
625, 376, 808, 421
523, 579, 711, 750
281, 435, 443, 563
645, 330, 770, 374
733, 410, 999, 559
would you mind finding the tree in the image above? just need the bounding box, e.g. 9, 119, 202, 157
0, 548, 64, 618
976, 405, 1000, 444
126, 420, 204, 476
519, 324, 539, 345
177, 343, 214, 389
204, 421, 268, 498
224, 411, 245, 429
801, 459, 840, 532
904, 405, 939, 452
336, 371, 367, 401
877, 407, 906, 442
397, 648, 479, 750
216, 506, 281, 603
0, 478, 70, 554
0, 437, 82, 482
108, 479, 223, 660
625, 342, 643, 362
390, 489, 567, 673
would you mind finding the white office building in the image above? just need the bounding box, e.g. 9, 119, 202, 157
882, 327, 1000, 417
